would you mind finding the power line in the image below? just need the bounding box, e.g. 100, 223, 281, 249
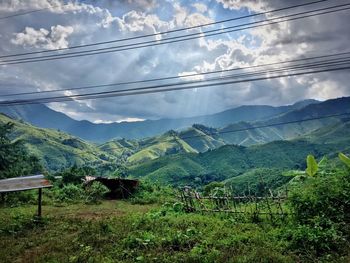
2, 51, 350, 98
179, 112, 350, 141
1, 3, 349, 66
2, 60, 349, 104
4, 58, 348, 104
2, 3, 347, 65
0, 1, 65, 20
0, 0, 332, 58
1, 60, 349, 106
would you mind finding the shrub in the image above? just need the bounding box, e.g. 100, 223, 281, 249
84, 182, 109, 204
55, 184, 84, 203
286, 168, 350, 255
130, 181, 174, 205
56, 166, 95, 185
0, 190, 38, 207
203, 181, 224, 196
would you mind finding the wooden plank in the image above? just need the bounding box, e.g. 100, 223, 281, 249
0, 175, 52, 193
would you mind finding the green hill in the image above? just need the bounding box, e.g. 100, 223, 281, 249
129, 119, 350, 186
179, 124, 225, 152
127, 131, 197, 164
98, 138, 137, 157
0, 114, 114, 171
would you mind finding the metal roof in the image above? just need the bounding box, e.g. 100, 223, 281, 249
0, 174, 53, 193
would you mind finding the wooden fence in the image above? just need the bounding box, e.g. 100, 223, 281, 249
178, 186, 289, 222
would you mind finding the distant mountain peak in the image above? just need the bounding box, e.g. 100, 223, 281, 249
291, 99, 320, 108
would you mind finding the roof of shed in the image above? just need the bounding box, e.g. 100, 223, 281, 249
0, 174, 52, 193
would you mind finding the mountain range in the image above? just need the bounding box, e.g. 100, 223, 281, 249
0, 99, 319, 142
1, 96, 349, 179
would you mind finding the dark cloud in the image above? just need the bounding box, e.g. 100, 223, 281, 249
0, 0, 349, 122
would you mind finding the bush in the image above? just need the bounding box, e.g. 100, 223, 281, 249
84, 182, 109, 204
286, 168, 350, 255
56, 166, 95, 185
130, 181, 174, 205
0, 190, 38, 207
54, 184, 84, 203
202, 182, 224, 196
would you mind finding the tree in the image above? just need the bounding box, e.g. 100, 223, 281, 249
0, 122, 43, 179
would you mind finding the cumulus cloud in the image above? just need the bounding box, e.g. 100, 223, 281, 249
0, 0, 100, 14
11, 25, 74, 49
215, 0, 266, 12
115, 10, 171, 34
1, 0, 349, 123
192, 3, 208, 13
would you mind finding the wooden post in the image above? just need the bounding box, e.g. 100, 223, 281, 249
38, 188, 42, 218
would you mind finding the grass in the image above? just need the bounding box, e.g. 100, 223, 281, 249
0, 201, 156, 263
1, 198, 349, 262
0, 200, 305, 263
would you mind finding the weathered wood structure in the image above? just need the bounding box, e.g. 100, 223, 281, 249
178, 186, 288, 222
0, 175, 53, 218
85, 176, 139, 199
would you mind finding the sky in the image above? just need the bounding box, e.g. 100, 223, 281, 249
0, 0, 349, 123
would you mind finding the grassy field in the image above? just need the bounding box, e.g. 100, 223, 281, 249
0, 201, 157, 263
1, 199, 350, 263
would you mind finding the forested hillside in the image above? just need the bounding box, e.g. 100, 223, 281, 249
129, 118, 350, 185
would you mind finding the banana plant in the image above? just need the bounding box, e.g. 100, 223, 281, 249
284, 154, 323, 179
305, 155, 318, 177
339, 152, 350, 168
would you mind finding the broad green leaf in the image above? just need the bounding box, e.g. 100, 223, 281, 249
318, 156, 327, 168
305, 154, 318, 177
339, 153, 350, 168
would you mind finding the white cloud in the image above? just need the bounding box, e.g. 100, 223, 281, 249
183, 13, 213, 27
0, 0, 101, 14
178, 71, 204, 81
308, 79, 348, 101
215, 0, 266, 12
192, 3, 208, 13
11, 25, 74, 49
116, 10, 171, 33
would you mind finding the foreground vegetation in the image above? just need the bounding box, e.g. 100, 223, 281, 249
1, 158, 350, 262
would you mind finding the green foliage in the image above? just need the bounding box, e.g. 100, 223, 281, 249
287, 167, 350, 256
203, 182, 224, 196
0, 114, 116, 172
129, 139, 341, 186
285, 155, 332, 181
305, 154, 318, 177
130, 181, 174, 205
0, 122, 43, 179
339, 152, 350, 168
0, 190, 38, 207
226, 168, 291, 195
56, 166, 95, 185
110, 165, 128, 178
54, 184, 85, 203
127, 132, 197, 164
84, 182, 109, 204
